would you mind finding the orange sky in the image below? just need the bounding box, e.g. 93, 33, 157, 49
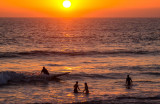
0, 0, 160, 17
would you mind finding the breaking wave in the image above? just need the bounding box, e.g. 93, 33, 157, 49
0, 71, 62, 85
0, 71, 25, 85
0, 71, 123, 85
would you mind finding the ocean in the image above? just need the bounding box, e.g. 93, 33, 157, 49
0, 18, 160, 104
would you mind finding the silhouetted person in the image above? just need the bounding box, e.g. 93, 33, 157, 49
126, 75, 132, 85
41, 66, 49, 75
83, 82, 89, 94
74, 81, 80, 93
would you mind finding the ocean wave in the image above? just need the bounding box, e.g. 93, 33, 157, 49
70, 73, 113, 79
141, 72, 160, 76
0, 71, 25, 85
116, 95, 160, 100
68, 72, 125, 80
0, 52, 19, 58
17, 50, 160, 56
111, 64, 160, 71
0, 71, 122, 85
0, 50, 159, 58
0, 71, 64, 85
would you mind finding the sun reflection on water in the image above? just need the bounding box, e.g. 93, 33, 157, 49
64, 34, 75, 37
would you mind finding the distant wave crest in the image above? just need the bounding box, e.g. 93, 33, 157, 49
0, 50, 160, 58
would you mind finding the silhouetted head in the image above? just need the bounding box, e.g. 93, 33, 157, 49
127, 75, 129, 77
85, 82, 87, 85
76, 81, 78, 84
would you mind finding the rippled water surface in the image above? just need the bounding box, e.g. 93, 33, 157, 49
0, 18, 160, 104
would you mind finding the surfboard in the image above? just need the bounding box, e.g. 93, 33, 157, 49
50, 72, 70, 78
40, 72, 70, 80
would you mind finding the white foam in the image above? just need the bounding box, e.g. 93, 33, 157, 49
0, 71, 68, 85
0, 71, 25, 85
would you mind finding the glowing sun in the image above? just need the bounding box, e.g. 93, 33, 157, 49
63, 0, 71, 8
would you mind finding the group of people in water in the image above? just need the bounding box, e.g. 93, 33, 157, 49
41, 66, 90, 94
73, 75, 132, 94
41, 66, 133, 94
74, 81, 89, 94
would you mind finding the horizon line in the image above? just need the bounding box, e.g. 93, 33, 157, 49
0, 17, 160, 18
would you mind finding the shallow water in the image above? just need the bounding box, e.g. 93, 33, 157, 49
0, 18, 160, 104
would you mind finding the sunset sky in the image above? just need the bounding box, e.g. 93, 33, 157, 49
0, 0, 160, 17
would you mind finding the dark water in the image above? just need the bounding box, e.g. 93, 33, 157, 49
0, 18, 160, 104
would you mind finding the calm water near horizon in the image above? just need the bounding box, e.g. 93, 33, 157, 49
0, 18, 160, 104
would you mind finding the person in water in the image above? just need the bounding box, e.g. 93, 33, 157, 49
83, 82, 89, 94
74, 81, 80, 93
41, 66, 49, 75
126, 75, 132, 85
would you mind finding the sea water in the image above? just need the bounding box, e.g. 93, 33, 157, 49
0, 18, 160, 104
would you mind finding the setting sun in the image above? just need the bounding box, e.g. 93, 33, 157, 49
63, 0, 71, 8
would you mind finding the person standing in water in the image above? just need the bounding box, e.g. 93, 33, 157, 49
74, 81, 80, 93
83, 82, 89, 94
126, 75, 132, 85
41, 66, 49, 75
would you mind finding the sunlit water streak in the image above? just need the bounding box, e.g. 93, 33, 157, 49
0, 18, 160, 104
